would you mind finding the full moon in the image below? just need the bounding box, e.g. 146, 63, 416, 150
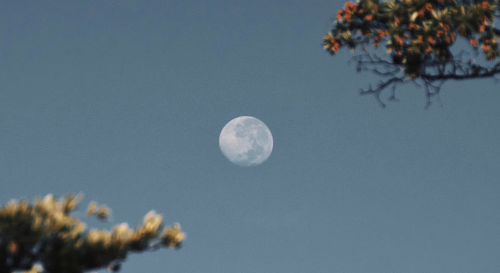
219, 116, 273, 167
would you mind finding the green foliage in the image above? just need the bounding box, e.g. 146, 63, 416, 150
0, 194, 185, 273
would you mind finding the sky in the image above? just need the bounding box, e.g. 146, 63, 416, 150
1, 0, 500, 272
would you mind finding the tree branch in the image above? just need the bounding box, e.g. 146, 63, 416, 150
351, 51, 500, 107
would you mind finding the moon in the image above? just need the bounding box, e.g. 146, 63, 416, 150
219, 116, 273, 167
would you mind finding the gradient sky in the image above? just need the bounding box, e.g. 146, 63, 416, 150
1, 1, 500, 272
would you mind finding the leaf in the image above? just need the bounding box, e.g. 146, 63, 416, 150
410, 11, 418, 22
340, 30, 352, 40
431, 10, 438, 19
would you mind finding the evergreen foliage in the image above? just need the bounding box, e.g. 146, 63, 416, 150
0, 194, 184, 273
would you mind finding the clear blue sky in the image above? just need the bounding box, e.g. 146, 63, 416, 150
1, 0, 499, 272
